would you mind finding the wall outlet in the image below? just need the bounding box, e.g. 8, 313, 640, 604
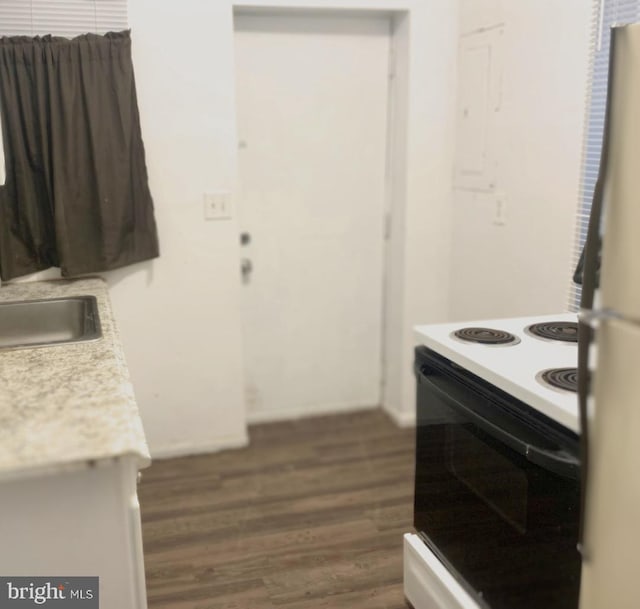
204, 192, 232, 220
493, 193, 507, 226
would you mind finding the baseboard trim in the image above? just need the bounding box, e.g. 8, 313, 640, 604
383, 403, 416, 427
246, 402, 378, 424
151, 432, 249, 460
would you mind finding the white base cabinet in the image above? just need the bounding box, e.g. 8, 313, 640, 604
0, 456, 147, 609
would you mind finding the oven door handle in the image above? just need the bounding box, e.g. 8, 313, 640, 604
418, 368, 580, 480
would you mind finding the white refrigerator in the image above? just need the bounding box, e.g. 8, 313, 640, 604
578, 22, 640, 609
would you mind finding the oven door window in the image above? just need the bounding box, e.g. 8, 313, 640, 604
446, 424, 529, 534
414, 362, 581, 609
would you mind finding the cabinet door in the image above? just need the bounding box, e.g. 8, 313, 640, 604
0, 457, 148, 609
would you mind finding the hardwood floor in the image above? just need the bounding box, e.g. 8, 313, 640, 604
138, 409, 415, 609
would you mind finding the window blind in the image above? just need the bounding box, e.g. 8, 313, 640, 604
569, 0, 640, 310
0, 1, 128, 38
0, 1, 128, 187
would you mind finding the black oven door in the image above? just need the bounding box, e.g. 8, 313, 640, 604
413, 347, 581, 609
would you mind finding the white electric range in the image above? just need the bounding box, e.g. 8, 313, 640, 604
405, 313, 582, 609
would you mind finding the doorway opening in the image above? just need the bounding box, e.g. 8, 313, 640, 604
233, 7, 409, 423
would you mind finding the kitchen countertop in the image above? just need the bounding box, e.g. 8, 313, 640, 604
0, 278, 150, 480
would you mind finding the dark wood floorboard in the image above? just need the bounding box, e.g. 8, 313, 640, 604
139, 409, 415, 609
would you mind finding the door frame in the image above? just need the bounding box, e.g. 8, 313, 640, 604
232, 2, 412, 425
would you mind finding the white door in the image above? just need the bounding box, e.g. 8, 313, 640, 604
234, 13, 390, 422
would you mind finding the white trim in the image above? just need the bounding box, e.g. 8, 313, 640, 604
404, 533, 481, 609
122, 457, 148, 609
231, 2, 423, 429
383, 402, 415, 427
246, 402, 378, 424
233, 1, 411, 10
150, 432, 249, 460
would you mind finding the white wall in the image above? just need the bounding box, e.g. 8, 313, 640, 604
0, 2, 249, 457
5, 0, 458, 447
381, 12, 410, 427
104, 0, 458, 448
1, 0, 595, 446
111, 1, 248, 457
383, 3, 459, 425
449, 0, 592, 321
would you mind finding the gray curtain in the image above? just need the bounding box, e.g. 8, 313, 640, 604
0, 30, 159, 281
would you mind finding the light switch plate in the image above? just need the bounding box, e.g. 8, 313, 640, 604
204, 192, 232, 220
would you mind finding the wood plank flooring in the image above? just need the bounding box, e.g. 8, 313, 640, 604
138, 409, 415, 609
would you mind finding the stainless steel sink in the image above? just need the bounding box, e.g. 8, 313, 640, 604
0, 295, 102, 351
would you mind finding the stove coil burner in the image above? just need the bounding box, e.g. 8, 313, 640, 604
538, 367, 578, 393
526, 321, 578, 343
452, 327, 520, 346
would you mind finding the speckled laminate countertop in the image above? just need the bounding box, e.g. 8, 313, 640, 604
0, 278, 150, 480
